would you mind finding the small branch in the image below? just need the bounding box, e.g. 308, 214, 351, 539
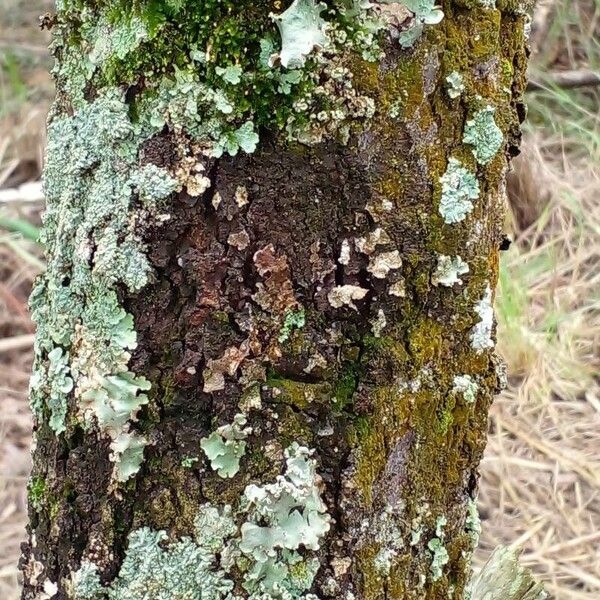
0, 181, 44, 204
0, 334, 35, 353
528, 69, 600, 91
0, 41, 50, 55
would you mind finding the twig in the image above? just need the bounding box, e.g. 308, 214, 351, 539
528, 69, 600, 91
0, 41, 49, 55
0, 334, 35, 353
0, 181, 44, 204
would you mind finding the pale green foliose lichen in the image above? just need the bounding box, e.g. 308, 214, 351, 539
29, 347, 73, 435
181, 456, 199, 468
87, 14, 148, 69
30, 90, 175, 481
71, 561, 103, 599
431, 254, 469, 287
72, 446, 329, 600
461, 500, 482, 599
240, 443, 331, 560
452, 374, 479, 404
72, 505, 237, 600
409, 503, 429, 547
465, 498, 481, 547
439, 158, 480, 224
410, 523, 424, 546
216, 65, 244, 85
272, 0, 329, 68
374, 547, 397, 576
470, 284, 495, 353
129, 164, 179, 204
430, 515, 448, 580
446, 71, 465, 99
435, 515, 447, 538
336, 0, 386, 61
403, 1, 444, 24
427, 537, 449, 581
201, 413, 252, 478
392, 0, 444, 48
278, 308, 307, 343
463, 105, 504, 165
81, 373, 151, 482
132, 66, 262, 157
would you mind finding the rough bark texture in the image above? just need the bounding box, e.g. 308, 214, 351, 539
22, 2, 530, 599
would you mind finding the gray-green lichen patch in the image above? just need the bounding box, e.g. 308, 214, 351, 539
129, 164, 179, 203
465, 499, 481, 548
181, 456, 199, 468
87, 14, 149, 72
431, 254, 469, 287
370, 503, 405, 576
427, 537, 449, 582
426, 515, 449, 581
452, 375, 479, 404
29, 347, 73, 435
463, 106, 504, 165
30, 90, 175, 481
381, 0, 444, 49
435, 515, 447, 538
439, 158, 480, 224
240, 443, 331, 560
71, 444, 330, 600
201, 413, 252, 478
446, 71, 465, 99
470, 285, 495, 353
278, 308, 307, 343
71, 504, 238, 600
72, 561, 103, 599
272, 0, 329, 68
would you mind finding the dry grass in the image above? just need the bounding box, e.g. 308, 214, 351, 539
0, 3, 52, 597
1, 1, 599, 599
0, 249, 36, 599
473, 4, 600, 596
476, 137, 600, 599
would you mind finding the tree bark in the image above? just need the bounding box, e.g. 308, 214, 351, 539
21, 2, 530, 599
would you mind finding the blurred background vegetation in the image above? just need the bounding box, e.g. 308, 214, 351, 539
0, 1, 599, 598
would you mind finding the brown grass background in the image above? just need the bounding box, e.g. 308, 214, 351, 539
1, 1, 599, 598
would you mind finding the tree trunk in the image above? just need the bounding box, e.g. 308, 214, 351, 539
21, 2, 530, 599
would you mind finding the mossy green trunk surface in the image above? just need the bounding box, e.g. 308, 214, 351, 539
22, 1, 530, 599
